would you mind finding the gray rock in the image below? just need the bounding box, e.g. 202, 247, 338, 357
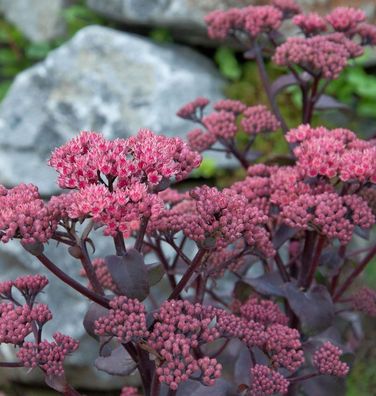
86, 0, 376, 44
0, 0, 69, 43
0, 25, 225, 195
86, 0, 254, 43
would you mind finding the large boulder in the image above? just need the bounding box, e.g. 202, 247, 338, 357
86, 0, 254, 42
0, 25, 225, 195
0, 0, 70, 43
86, 0, 376, 43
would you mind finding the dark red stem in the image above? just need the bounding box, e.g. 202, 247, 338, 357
135, 216, 149, 252
275, 252, 290, 282
302, 235, 326, 289
0, 362, 24, 367
79, 240, 104, 295
333, 243, 376, 302
35, 253, 109, 308
168, 249, 207, 300
113, 231, 127, 256
253, 41, 288, 133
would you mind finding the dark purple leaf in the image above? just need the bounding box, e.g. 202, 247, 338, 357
246, 271, 285, 297
105, 248, 149, 301
354, 226, 370, 240
177, 379, 234, 396
271, 74, 298, 97
45, 374, 67, 393
95, 346, 136, 376
83, 303, 109, 338
234, 346, 252, 386
233, 280, 253, 303
147, 262, 165, 286
284, 284, 334, 335
273, 224, 297, 250
300, 375, 346, 396
318, 247, 344, 277
314, 95, 349, 111
244, 48, 256, 60
21, 241, 44, 256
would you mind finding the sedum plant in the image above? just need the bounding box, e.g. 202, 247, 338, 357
0, 1, 376, 395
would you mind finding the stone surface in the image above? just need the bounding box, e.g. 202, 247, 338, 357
0, 25, 225, 195
0, 0, 69, 43
86, 0, 376, 43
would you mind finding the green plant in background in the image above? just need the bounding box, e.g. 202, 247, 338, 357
0, 1, 107, 100
149, 27, 173, 43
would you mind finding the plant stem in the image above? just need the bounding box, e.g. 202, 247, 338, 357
155, 239, 177, 290
288, 372, 319, 383
302, 235, 326, 289
135, 216, 149, 252
253, 42, 288, 133
150, 374, 160, 396
298, 231, 316, 286
275, 252, 290, 282
0, 362, 24, 367
333, 243, 376, 302
303, 76, 320, 124
79, 240, 104, 295
168, 249, 206, 300
113, 231, 126, 256
35, 253, 109, 308
330, 245, 346, 295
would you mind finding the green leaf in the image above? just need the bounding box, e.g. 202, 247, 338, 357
215, 47, 242, 81
149, 28, 173, 43
193, 157, 217, 178
26, 43, 51, 60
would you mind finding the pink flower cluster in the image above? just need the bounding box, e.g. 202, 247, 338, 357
0, 302, 51, 344
265, 324, 304, 371
249, 364, 289, 395
286, 125, 376, 183
150, 300, 222, 390
293, 13, 327, 36
271, 0, 301, 18
49, 129, 201, 190
17, 332, 79, 376
241, 105, 280, 135
48, 130, 201, 237
55, 183, 162, 237
192, 186, 274, 255
95, 296, 149, 343
203, 111, 238, 140
326, 7, 366, 34
312, 342, 349, 377
14, 274, 49, 301
205, 6, 283, 40
0, 184, 57, 244
120, 387, 140, 396
186, 128, 216, 153
176, 97, 209, 121
215, 309, 266, 348
281, 191, 374, 244
351, 287, 376, 317
273, 34, 363, 79
356, 23, 376, 45
240, 297, 289, 326
150, 185, 274, 256
180, 98, 279, 153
